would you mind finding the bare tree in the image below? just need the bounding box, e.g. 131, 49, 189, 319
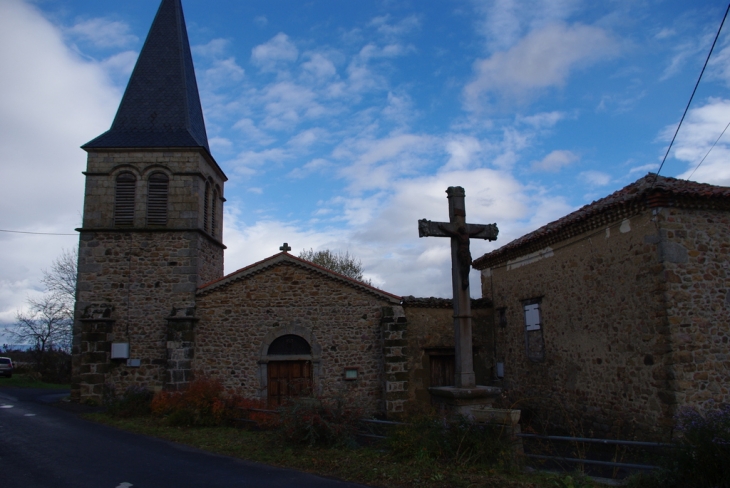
298, 248, 372, 285
12, 294, 72, 358
41, 248, 77, 319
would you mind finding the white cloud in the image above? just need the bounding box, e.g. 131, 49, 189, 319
301, 52, 338, 81
337, 134, 437, 193
232, 118, 274, 145
668, 98, 730, 185
209, 136, 233, 151
254, 16, 268, 28
230, 148, 291, 176
472, 0, 582, 51
66, 17, 137, 48
287, 128, 328, 148
193, 38, 230, 58
629, 163, 658, 175
518, 110, 566, 128
531, 149, 579, 172
579, 170, 611, 186
260, 81, 325, 129
287, 158, 332, 179
98, 50, 137, 78
369, 15, 421, 40
251, 33, 299, 71
0, 0, 119, 325
443, 136, 483, 171
464, 22, 620, 109
203, 57, 245, 87
221, 167, 571, 298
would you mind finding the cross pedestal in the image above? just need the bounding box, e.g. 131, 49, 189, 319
418, 186, 502, 415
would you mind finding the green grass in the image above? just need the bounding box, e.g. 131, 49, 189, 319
0, 374, 70, 389
84, 413, 608, 488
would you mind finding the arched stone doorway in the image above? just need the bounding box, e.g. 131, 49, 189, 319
258, 326, 321, 406
266, 335, 312, 406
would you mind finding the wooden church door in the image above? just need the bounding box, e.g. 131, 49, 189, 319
267, 360, 312, 407
266, 334, 313, 407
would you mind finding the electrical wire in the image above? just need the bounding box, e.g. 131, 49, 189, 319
687, 120, 730, 180
652, 2, 730, 188
0, 228, 76, 236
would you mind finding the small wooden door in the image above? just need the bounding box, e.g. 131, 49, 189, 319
268, 360, 313, 407
430, 355, 455, 387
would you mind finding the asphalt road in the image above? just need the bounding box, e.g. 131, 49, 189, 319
0, 387, 370, 488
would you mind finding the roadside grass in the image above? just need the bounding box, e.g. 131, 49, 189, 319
0, 374, 70, 389
85, 413, 605, 488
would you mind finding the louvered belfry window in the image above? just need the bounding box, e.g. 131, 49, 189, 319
211, 189, 218, 235
147, 173, 169, 225
114, 173, 136, 226
203, 182, 210, 232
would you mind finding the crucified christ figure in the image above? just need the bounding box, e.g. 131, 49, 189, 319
438, 223, 481, 290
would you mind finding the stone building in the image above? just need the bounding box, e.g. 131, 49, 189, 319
473, 174, 730, 439
71, 0, 497, 415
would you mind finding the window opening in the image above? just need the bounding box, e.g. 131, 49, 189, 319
523, 298, 545, 362
114, 173, 136, 226
147, 173, 169, 225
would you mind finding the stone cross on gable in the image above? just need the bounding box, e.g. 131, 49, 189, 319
279, 243, 292, 252
418, 186, 498, 388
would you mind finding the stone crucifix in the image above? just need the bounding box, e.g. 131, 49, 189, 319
419, 186, 498, 388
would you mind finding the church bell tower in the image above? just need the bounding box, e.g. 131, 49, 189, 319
72, 0, 227, 403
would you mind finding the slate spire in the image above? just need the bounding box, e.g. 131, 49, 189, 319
83, 0, 210, 152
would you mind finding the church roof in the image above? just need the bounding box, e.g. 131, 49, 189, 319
473, 173, 730, 270
82, 0, 211, 153
197, 252, 402, 303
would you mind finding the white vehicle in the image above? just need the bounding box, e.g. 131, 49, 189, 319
0, 357, 14, 378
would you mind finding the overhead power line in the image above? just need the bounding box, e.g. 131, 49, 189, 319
652, 2, 730, 188
0, 229, 77, 236
687, 120, 730, 180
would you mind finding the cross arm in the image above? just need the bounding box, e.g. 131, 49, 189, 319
418, 219, 499, 241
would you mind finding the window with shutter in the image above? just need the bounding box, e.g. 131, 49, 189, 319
147, 173, 169, 225
114, 173, 136, 226
523, 298, 545, 362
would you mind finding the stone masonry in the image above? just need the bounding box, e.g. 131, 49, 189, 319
72, 149, 225, 403
474, 174, 730, 440
195, 254, 401, 415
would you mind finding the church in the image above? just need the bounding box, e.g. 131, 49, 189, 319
73, 0, 729, 439
71, 0, 496, 414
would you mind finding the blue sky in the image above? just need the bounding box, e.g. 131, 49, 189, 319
1, 0, 730, 331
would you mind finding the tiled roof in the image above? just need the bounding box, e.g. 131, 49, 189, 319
473, 173, 730, 269
197, 252, 402, 303
82, 0, 210, 153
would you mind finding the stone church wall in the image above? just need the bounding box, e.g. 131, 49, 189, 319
195, 262, 391, 414
74, 230, 211, 401
400, 298, 495, 407
482, 210, 675, 440
658, 207, 730, 411
73, 148, 225, 403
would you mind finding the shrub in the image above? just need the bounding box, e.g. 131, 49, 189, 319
387, 411, 515, 469
150, 376, 246, 427
672, 404, 730, 487
628, 404, 730, 488
236, 397, 280, 430
278, 396, 363, 447
104, 385, 153, 418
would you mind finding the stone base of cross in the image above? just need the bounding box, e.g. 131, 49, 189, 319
418, 186, 498, 388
